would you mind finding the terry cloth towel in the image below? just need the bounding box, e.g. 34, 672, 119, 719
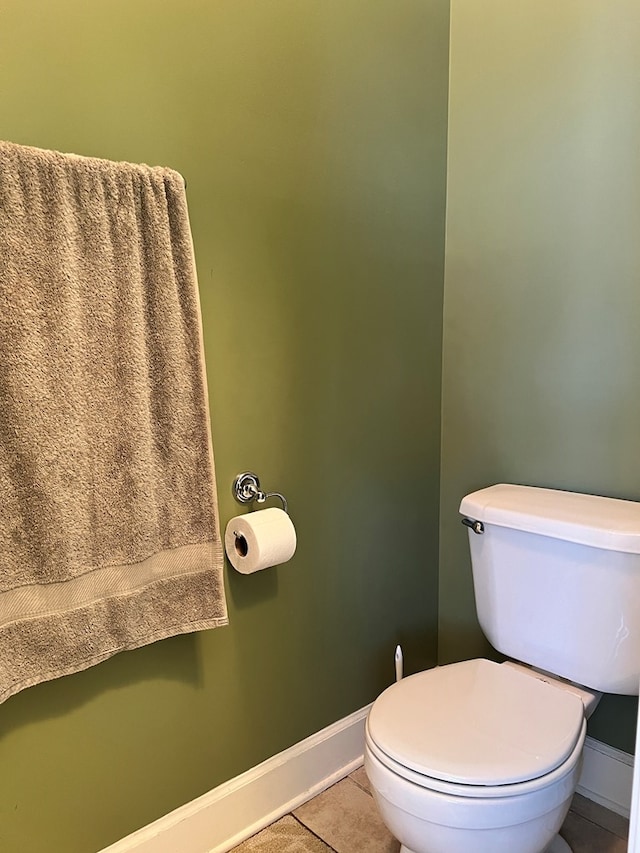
0, 140, 228, 703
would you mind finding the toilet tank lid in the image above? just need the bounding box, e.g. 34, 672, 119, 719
460, 484, 640, 554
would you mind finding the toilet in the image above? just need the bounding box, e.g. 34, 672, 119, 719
365, 484, 640, 853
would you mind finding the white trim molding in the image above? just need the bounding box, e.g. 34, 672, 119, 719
577, 735, 634, 818
99, 712, 633, 853
98, 704, 372, 853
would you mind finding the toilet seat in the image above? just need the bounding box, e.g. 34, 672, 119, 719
366, 659, 584, 792
366, 718, 586, 801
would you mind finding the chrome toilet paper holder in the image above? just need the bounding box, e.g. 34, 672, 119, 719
232, 471, 289, 514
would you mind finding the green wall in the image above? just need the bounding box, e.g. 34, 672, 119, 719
0, 2, 449, 851
440, 0, 640, 751
2, 1, 638, 849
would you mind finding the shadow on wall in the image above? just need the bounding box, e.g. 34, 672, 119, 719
0, 631, 202, 741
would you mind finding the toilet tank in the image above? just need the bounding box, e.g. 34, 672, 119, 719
459, 484, 640, 695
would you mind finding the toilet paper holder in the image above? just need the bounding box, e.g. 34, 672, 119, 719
232, 471, 289, 514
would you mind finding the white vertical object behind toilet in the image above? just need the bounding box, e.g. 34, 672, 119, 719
628, 682, 640, 852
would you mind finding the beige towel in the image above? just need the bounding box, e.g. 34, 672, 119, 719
0, 140, 228, 703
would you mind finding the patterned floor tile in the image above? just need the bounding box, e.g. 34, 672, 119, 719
232, 815, 333, 852
294, 777, 399, 853
349, 765, 372, 795
561, 810, 628, 852
569, 793, 629, 840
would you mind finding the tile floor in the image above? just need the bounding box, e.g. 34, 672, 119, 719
232, 765, 630, 853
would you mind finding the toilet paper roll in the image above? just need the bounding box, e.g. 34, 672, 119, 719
224, 508, 297, 574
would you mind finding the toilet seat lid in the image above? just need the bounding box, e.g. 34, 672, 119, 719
367, 659, 584, 786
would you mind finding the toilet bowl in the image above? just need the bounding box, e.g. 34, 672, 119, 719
364, 659, 587, 853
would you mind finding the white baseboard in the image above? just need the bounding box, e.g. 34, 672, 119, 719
98, 704, 371, 853
577, 736, 634, 818
99, 711, 633, 853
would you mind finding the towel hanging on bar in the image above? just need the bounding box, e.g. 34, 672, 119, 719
0, 140, 227, 703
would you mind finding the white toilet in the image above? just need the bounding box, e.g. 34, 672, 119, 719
365, 484, 640, 853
